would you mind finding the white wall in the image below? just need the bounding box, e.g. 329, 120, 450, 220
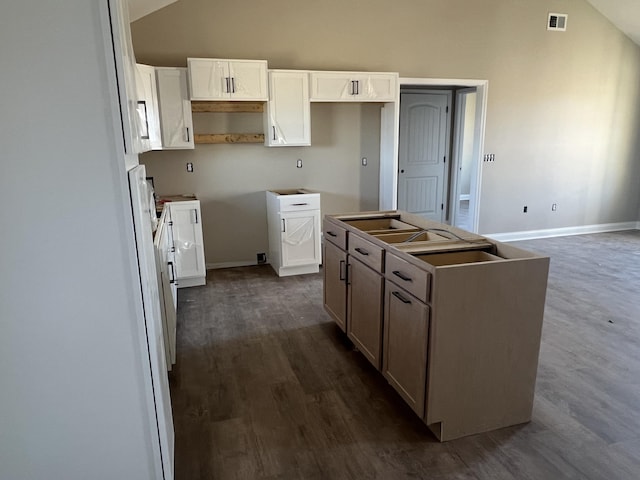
0, 2, 159, 478
141, 102, 382, 266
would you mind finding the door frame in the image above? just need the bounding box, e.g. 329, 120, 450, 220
379, 77, 488, 233
451, 87, 480, 229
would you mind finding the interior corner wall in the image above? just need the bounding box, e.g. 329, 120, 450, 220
132, 0, 640, 264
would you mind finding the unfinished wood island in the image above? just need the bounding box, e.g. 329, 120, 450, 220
322, 211, 550, 441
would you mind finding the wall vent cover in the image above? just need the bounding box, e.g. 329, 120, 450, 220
547, 13, 568, 31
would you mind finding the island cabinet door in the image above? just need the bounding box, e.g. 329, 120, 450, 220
323, 240, 347, 331
347, 256, 384, 369
382, 281, 430, 418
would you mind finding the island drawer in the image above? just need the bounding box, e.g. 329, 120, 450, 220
349, 233, 384, 272
323, 219, 347, 250
385, 252, 431, 303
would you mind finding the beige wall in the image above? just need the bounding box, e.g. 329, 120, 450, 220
132, 0, 640, 265
140, 103, 381, 266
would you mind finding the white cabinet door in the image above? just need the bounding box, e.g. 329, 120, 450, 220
136, 64, 162, 151
187, 58, 268, 101
156, 67, 194, 149
265, 70, 311, 146
153, 211, 170, 370
187, 58, 229, 100
310, 71, 398, 102
362, 73, 398, 101
229, 61, 268, 100
281, 210, 321, 268
169, 201, 206, 287
110, 0, 143, 161
160, 233, 178, 367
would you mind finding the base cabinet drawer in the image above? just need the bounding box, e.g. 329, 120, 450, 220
385, 252, 431, 303
323, 219, 347, 250
383, 281, 429, 418
349, 233, 384, 272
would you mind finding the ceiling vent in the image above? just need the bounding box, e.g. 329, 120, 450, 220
547, 13, 568, 31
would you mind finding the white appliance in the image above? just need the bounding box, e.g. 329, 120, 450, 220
266, 190, 322, 276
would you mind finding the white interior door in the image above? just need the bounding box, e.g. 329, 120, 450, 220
397, 91, 451, 222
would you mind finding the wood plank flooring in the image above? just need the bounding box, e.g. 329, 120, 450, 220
170, 230, 640, 479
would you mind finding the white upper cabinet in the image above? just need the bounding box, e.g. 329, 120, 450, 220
310, 71, 398, 102
187, 58, 268, 101
265, 70, 311, 147
155, 67, 194, 150
109, 0, 143, 164
135, 64, 162, 151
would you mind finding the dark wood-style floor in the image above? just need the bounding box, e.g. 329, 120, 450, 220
170, 230, 640, 479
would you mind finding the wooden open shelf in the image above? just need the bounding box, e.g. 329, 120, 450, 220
194, 133, 265, 144
191, 101, 265, 113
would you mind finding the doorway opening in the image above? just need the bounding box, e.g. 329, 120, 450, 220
382, 78, 487, 233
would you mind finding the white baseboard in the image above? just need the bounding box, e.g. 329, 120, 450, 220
484, 221, 639, 243
207, 260, 261, 270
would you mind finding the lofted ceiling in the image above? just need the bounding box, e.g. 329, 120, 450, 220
128, 0, 178, 22
585, 0, 640, 46
126, 0, 640, 47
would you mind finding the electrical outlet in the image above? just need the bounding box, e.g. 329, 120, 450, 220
523, 206, 528, 213
362, 157, 368, 166
257, 253, 267, 264
296, 159, 303, 168
552, 203, 557, 211
186, 162, 193, 172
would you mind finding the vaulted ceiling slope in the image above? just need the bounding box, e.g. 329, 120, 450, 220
128, 0, 640, 47
128, 0, 177, 22
585, 0, 640, 46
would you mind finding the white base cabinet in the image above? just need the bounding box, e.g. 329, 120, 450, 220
154, 206, 178, 369
153, 199, 206, 371
168, 200, 206, 287
266, 190, 321, 277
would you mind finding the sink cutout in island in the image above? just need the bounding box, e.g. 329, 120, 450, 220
343, 217, 419, 234
373, 231, 449, 243
414, 249, 501, 267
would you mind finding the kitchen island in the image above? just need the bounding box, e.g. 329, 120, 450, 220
323, 211, 550, 441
